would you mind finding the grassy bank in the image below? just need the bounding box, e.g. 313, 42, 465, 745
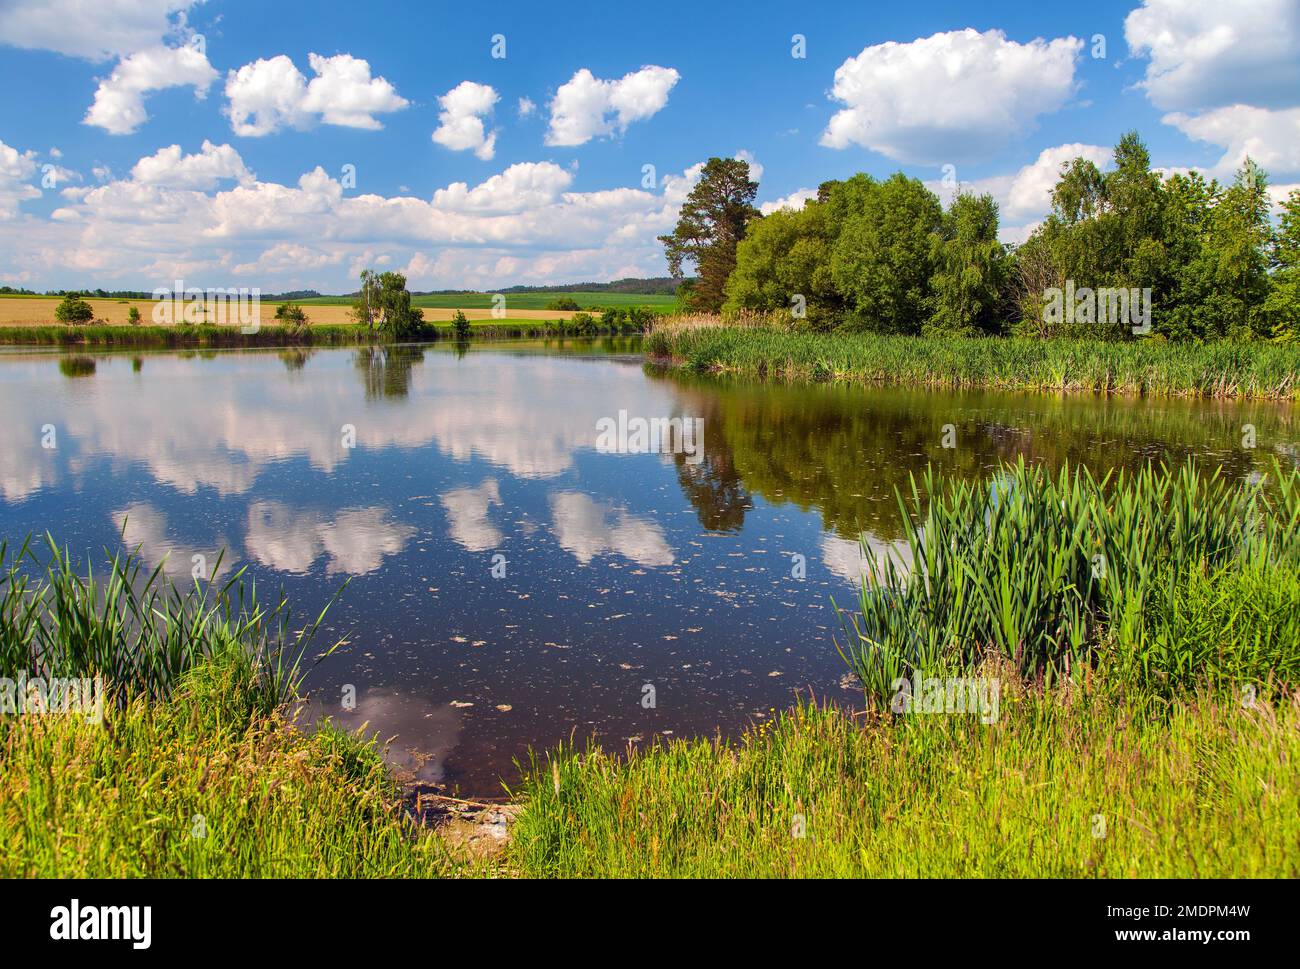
0, 322, 377, 349
0, 317, 657, 349
0, 537, 459, 876
0, 320, 595, 349
7, 668, 1296, 878
0, 655, 460, 877
511, 690, 1299, 877
645, 323, 1300, 400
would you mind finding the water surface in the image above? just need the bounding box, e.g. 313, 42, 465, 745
0, 340, 1293, 793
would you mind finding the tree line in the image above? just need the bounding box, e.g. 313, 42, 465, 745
660, 134, 1299, 342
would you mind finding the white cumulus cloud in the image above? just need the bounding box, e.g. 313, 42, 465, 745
0, 143, 724, 292
1124, 0, 1300, 112
545, 65, 680, 146
0, 0, 199, 61
1163, 105, 1300, 178
0, 138, 40, 220
759, 188, 816, 215
431, 161, 572, 214
431, 81, 499, 160
820, 28, 1082, 164
130, 140, 253, 190
225, 52, 407, 136
83, 43, 217, 134
300, 53, 407, 129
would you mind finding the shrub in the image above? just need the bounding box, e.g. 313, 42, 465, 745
127, 306, 141, 325
274, 303, 308, 323
451, 309, 471, 340
546, 296, 581, 311
54, 294, 94, 325
626, 305, 654, 332
571, 312, 597, 336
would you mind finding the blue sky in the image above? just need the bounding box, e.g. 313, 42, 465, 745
0, 0, 1296, 292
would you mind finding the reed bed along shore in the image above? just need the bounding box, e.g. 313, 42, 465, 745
645, 319, 1300, 400
839, 459, 1300, 703
0, 320, 605, 349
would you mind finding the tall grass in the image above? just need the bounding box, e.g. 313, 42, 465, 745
509, 691, 1300, 877
836, 459, 1300, 703
0, 535, 343, 709
0, 537, 472, 877
0, 650, 464, 877
646, 323, 1300, 400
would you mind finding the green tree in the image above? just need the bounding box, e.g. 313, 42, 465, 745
451, 309, 471, 340
1157, 171, 1220, 341
723, 200, 839, 329
1202, 159, 1273, 339
659, 157, 760, 312
626, 305, 653, 332
1051, 157, 1108, 224
819, 174, 878, 226
831, 173, 943, 333
571, 311, 597, 336
1274, 187, 1300, 272
55, 294, 94, 324
1263, 187, 1300, 342
351, 270, 379, 331
1017, 132, 1170, 339
924, 192, 1007, 335
352, 270, 424, 340
275, 302, 310, 335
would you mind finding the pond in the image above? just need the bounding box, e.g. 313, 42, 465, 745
0, 339, 1293, 793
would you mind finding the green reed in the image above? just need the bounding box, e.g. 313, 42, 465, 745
646, 324, 1300, 400
0, 534, 344, 710
835, 459, 1300, 703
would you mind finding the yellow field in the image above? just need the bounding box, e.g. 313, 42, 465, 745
0, 297, 578, 327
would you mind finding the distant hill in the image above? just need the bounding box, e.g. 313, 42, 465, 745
265, 290, 323, 300
7, 288, 325, 300
411, 277, 687, 298
5, 280, 684, 300
501, 277, 685, 296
